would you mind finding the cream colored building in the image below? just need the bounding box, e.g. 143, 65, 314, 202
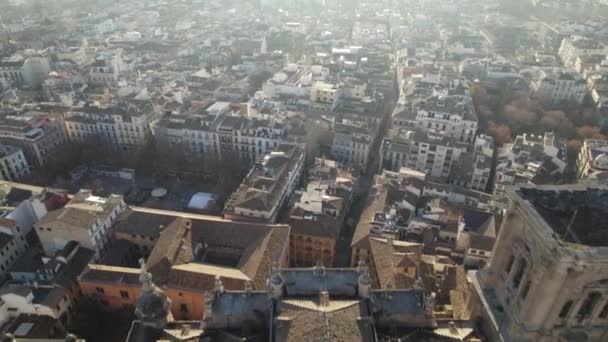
0, 145, 30, 181
34, 190, 125, 260
577, 139, 608, 179
472, 184, 608, 342
65, 103, 154, 153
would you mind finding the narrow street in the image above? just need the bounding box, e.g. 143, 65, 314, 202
334, 78, 399, 267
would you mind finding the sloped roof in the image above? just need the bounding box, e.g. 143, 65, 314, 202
277, 299, 371, 342
145, 214, 289, 290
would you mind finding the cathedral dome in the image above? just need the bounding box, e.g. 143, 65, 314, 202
134, 259, 171, 328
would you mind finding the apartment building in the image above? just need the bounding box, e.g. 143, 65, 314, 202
0, 145, 30, 181
88, 52, 128, 86
496, 132, 567, 186
261, 64, 329, 100
34, 190, 126, 260
0, 220, 27, 281
285, 159, 356, 267
576, 138, 608, 179
393, 95, 478, 146
64, 102, 155, 152
558, 36, 608, 68
153, 107, 286, 162
449, 135, 495, 192
0, 56, 51, 86
529, 69, 587, 107
0, 113, 67, 168
381, 128, 469, 181
331, 120, 374, 170
308, 79, 367, 111
3, 242, 94, 326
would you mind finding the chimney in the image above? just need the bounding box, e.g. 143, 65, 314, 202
181, 324, 191, 336
319, 291, 330, 307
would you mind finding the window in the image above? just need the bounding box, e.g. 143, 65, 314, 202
520, 281, 531, 300
180, 304, 188, 313
512, 259, 527, 289
95, 287, 105, 294
599, 302, 608, 319
120, 291, 129, 299
576, 292, 602, 323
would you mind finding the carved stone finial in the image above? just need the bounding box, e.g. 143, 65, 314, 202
271, 261, 279, 275
214, 276, 224, 294
313, 262, 326, 277
414, 276, 424, 290
138, 258, 152, 290
425, 292, 436, 317
357, 260, 368, 274
244, 280, 253, 295
268, 262, 284, 300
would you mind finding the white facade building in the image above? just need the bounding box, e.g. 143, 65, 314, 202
262, 64, 329, 100
331, 121, 374, 170
559, 36, 608, 68
381, 128, 469, 180
0, 145, 30, 181
530, 69, 587, 106
34, 190, 125, 260
577, 139, 608, 179
397, 95, 478, 144
65, 102, 155, 152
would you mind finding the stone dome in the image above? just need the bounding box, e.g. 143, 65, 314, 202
134, 259, 171, 328
135, 285, 171, 322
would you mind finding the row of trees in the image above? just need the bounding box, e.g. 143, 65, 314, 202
471, 84, 606, 150
471, 82, 608, 174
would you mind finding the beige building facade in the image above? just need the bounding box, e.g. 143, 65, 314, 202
472, 184, 608, 342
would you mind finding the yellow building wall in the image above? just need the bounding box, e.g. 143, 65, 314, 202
165, 288, 206, 321
289, 233, 335, 267
79, 280, 140, 311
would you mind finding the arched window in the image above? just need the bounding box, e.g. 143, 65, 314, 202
599, 302, 608, 319
505, 255, 515, 274
576, 292, 602, 323
559, 300, 573, 319
520, 280, 531, 300
512, 259, 527, 289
